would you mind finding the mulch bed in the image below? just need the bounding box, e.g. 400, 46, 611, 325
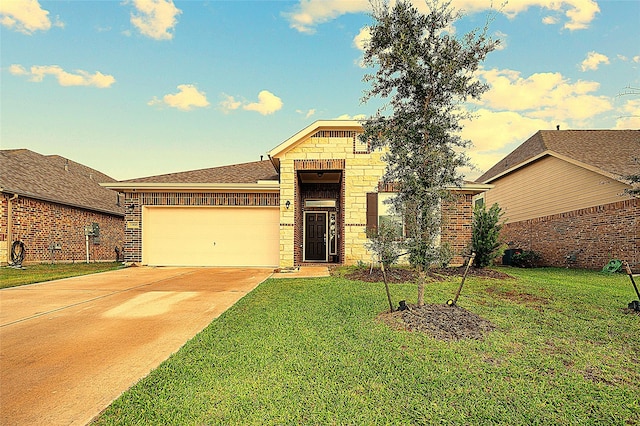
378, 303, 496, 341
338, 265, 511, 341
341, 265, 514, 284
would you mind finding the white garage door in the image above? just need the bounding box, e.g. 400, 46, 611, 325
142, 206, 279, 267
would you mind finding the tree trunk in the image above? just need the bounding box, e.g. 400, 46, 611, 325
417, 264, 425, 307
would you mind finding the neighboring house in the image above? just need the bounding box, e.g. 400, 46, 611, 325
476, 129, 639, 270
106, 120, 490, 268
0, 149, 125, 264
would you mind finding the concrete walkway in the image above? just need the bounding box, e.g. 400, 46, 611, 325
0, 267, 272, 426
271, 265, 331, 279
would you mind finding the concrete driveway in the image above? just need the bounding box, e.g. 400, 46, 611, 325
0, 266, 272, 426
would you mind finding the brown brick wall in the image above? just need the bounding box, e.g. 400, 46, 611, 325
441, 193, 474, 265
500, 198, 639, 270
1, 194, 124, 264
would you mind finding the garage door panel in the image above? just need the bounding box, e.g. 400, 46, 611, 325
143, 207, 279, 267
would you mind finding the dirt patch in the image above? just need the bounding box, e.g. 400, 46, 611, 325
377, 303, 496, 341
340, 266, 514, 284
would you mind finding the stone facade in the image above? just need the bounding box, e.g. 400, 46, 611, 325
499, 198, 639, 270
1, 193, 124, 264
274, 132, 386, 267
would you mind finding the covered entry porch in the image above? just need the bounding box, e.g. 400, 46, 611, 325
294, 161, 345, 265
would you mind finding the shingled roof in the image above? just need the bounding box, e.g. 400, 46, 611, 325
477, 130, 640, 183
0, 149, 124, 216
121, 160, 279, 184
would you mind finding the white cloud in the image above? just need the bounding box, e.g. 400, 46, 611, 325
219, 90, 283, 115
473, 68, 613, 122
460, 109, 550, 154
149, 84, 209, 111
297, 109, 316, 118
219, 94, 242, 112
284, 0, 368, 34
335, 113, 367, 120
9, 64, 115, 88
286, 0, 599, 33
615, 99, 640, 129
0, 0, 62, 34
129, 0, 181, 40
353, 27, 371, 52
633, 56, 640, 64
244, 91, 283, 115
580, 51, 610, 72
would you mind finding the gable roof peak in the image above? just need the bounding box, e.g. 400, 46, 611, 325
477, 129, 639, 183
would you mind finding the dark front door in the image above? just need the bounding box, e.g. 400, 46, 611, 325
305, 212, 327, 261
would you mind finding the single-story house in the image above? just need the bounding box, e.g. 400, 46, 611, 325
475, 129, 639, 270
0, 149, 125, 264
105, 120, 491, 268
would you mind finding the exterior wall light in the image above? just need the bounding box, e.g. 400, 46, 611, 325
285, 200, 291, 209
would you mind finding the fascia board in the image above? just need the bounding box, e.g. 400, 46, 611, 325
100, 182, 280, 192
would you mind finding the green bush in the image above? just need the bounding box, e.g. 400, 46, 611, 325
511, 250, 542, 268
471, 203, 505, 268
365, 220, 402, 268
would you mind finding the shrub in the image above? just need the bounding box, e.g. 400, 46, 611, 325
437, 242, 453, 268
365, 220, 402, 268
471, 203, 505, 268
511, 250, 542, 268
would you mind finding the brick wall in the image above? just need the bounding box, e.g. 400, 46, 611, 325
500, 198, 639, 270
441, 192, 475, 265
1, 194, 124, 264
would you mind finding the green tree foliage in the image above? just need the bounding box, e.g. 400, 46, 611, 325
365, 219, 402, 268
360, 0, 498, 302
471, 203, 505, 268
361, 0, 498, 267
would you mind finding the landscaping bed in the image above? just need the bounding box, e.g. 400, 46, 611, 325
339, 265, 514, 283
340, 265, 513, 341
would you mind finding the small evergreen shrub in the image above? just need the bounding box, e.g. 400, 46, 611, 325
471, 203, 505, 268
511, 250, 542, 268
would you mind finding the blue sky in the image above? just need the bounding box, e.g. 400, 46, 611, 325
1, 0, 638, 181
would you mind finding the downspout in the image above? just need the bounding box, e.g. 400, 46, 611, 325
7, 193, 18, 264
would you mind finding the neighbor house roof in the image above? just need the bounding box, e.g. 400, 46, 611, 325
105, 160, 280, 191
0, 149, 124, 216
477, 130, 640, 184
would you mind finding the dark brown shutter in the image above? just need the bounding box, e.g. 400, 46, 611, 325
366, 192, 378, 235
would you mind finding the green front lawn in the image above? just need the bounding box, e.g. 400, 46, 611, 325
93, 268, 639, 425
0, 262, 124, 289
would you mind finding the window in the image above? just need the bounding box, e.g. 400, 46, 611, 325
366, 192, 403, 237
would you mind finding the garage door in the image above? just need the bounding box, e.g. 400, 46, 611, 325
142, 206, 279, 267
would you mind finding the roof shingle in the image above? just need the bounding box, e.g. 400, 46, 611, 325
0, 149, 124, 216
122, 160, 279, 184
477, 130, 640, 183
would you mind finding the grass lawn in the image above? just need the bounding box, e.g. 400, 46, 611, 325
0, 262, 124, 289
93, 268, 639, 425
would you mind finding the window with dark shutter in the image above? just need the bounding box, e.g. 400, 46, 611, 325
366, 192, 378, 235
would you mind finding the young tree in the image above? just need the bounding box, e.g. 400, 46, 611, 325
361, 0, 498, 305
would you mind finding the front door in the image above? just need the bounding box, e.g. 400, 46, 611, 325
304, 212, 327, 261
